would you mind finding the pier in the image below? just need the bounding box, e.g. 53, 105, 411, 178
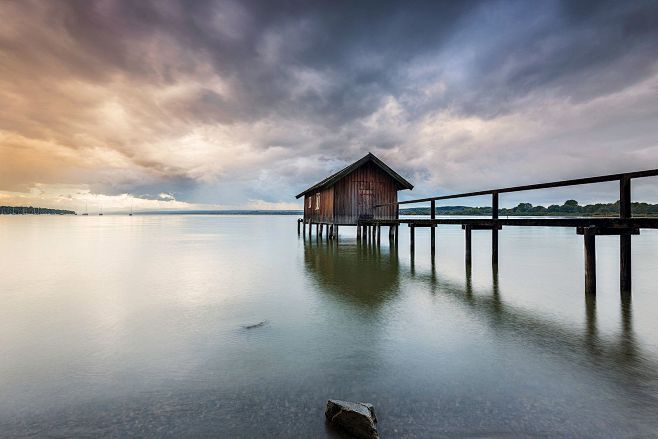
299, 168, 658, 296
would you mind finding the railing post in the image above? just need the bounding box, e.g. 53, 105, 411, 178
492, 192, 499, 265
430, 200, 436, 258
584, 226, 596, 295
620, 176, 631, 293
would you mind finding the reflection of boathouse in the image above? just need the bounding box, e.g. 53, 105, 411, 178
296, 153, 413, 225
303, 242, 400, 307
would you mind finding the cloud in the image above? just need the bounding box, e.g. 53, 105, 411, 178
0, 0, 656, 209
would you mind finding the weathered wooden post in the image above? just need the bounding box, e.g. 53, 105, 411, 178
492, 192, 499, 265
297, 219, 301, 234
302, 220, 306, 236
334, 225, 338, 239
376, 224, 381, 244
464, 225, 472, 266
430, 200, 436, 258
389, 225, 394, 242
356, 223, 362, 240
584, 226, 596, 295
620, 176, 631, 293
395, 225, 399, 246
410, 224, 415, 254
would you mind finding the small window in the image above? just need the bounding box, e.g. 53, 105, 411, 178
307, 196, 312, 208
315, 193, 320, 210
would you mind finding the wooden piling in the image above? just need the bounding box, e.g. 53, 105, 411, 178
584, 227, 596, 295
430, 200, 436, 258
297, 219, 301, 234
492, 192, 499, 265
377, 224, 381, 244
410, 224, 415, 254
389, 225, 394, 242
302, 220, 306, 236
620, 176, 631, 293
465, 225, 472, 266
357, 224, 362, 240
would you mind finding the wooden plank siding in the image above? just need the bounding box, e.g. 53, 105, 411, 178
303, 186, 334, 223
333, 161, 398, 224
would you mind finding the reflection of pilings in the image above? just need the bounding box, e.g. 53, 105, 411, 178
465, 264, 473, 302
491, 265, 501, 317
406, 265, 652, 400
620, 293, 635, 360
585, 292, 597, 351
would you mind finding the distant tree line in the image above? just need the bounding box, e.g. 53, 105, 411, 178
0, 206, 76, 215
401, 200, 658, 217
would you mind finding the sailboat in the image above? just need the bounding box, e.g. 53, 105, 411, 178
99, 205, 103, 216
82, 201, 89, 216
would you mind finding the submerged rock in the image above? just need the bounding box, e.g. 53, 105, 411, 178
325, 399, 378, 439
242, 320, 267, 329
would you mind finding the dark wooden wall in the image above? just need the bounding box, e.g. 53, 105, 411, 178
333, 161, 398, 225
303, 186, 334, 223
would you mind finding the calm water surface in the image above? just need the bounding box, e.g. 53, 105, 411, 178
1, 215, 657, 438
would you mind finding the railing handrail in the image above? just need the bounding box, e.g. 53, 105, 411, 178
374, 168, 658, 208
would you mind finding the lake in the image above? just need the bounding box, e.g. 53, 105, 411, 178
1, 215, 657, 437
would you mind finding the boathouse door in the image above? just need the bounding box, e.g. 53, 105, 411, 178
357, 181, 374, 220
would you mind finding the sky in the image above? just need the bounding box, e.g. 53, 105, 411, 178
1, 0, 657, 212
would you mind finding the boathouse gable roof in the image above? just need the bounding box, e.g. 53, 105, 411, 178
295, 152, 414, 199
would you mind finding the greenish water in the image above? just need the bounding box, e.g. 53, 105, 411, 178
0, 215, 657, 437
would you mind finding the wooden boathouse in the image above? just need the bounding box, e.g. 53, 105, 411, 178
295, 153, 413, 237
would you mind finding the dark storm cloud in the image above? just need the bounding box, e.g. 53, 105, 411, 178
1, 0, 657, 208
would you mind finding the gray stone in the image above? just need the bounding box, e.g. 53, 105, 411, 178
325, 399, 379, 439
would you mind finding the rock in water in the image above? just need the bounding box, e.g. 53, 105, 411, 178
325, 400, 378, 439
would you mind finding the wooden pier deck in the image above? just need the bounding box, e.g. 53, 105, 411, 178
299, 168, 658, 296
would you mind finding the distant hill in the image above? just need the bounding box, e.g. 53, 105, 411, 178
1, 206, 76, 215
401, 200, 658, 217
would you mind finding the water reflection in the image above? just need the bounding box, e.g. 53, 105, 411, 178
304, 234, 656, 410
407, 257, 657, 407
303, 239, 401, 309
